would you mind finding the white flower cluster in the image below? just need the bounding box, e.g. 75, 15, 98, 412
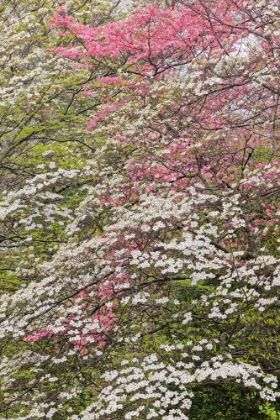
69, 343, 279, 419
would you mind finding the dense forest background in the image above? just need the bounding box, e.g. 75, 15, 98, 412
0, 0, 280, 418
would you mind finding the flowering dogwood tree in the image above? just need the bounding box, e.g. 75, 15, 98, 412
0, 0, 157, 316
0, 0, 280, 418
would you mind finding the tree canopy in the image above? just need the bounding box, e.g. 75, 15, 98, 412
0, 0, 279, 419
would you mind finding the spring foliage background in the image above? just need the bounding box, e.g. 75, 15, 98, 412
0, 0, 280, 418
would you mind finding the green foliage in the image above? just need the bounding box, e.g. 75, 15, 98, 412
190, 386, 264, 420
259, 403, 280, 420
